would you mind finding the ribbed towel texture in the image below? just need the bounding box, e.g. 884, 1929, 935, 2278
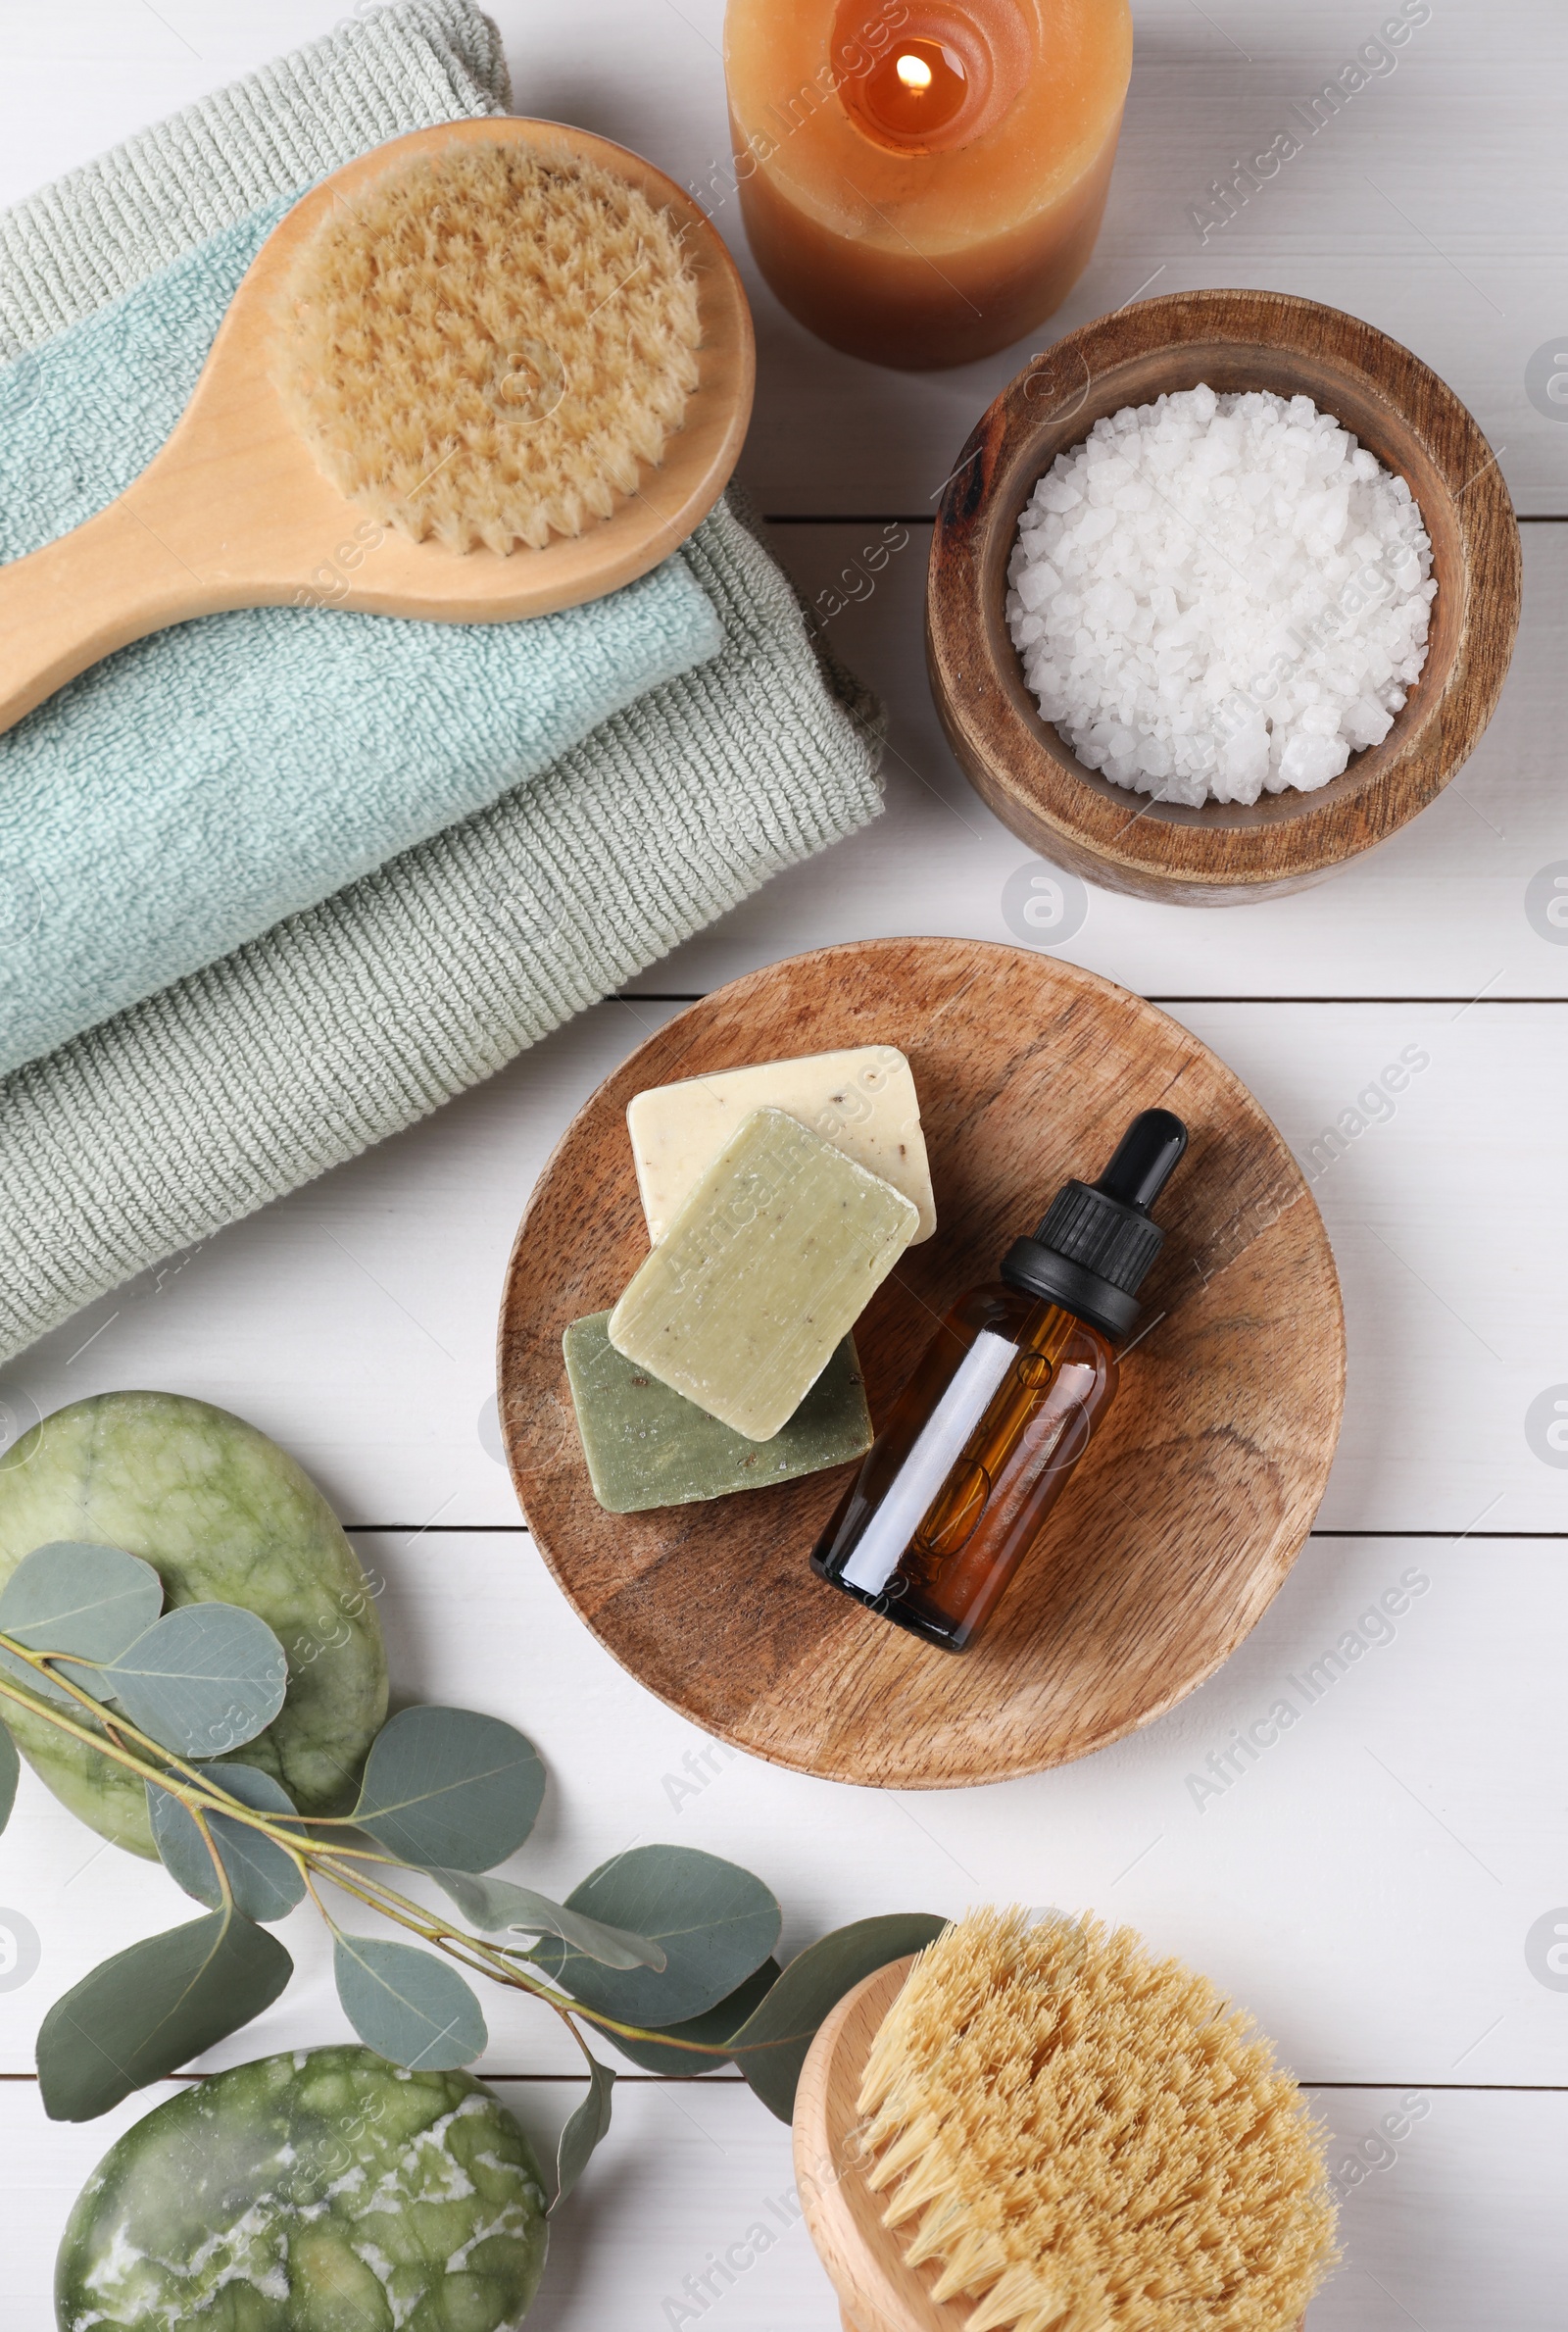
0, 0, 885, 1366
0, 185, 721, 1072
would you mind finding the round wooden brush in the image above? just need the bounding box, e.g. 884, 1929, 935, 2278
794, 1910, 1337, 2332
0, 118, 753, 738
277, 135, 704, 556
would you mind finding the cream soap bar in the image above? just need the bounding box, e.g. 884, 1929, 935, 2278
627, 1045, 936, 1244
608, 1107, 919, 1441
564, 1312, 871, 1513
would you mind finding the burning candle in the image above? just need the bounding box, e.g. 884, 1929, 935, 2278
722, 0, 1133, 370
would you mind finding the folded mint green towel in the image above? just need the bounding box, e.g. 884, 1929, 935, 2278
0, 0, 885, 1368
0, 188, 722, 1074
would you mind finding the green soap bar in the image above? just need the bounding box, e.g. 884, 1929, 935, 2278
565, 1310, 872, 1512
55, 2046, 548, 2332
608, 1106, 918, 1440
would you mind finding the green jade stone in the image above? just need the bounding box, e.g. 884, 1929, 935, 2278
564, 1310, 872, 1512
55, 2046, 549, 2332
0, 1391, 388, 1858
607, 1108, 917, 1442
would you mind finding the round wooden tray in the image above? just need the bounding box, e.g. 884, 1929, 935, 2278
497, 940, 1345, 1788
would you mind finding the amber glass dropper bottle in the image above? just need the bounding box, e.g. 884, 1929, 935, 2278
811, 1109, 1189, 1653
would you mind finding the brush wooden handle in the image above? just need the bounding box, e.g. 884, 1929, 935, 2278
0, 117, 754, 741
0, 498, 213, 731
795, 1959, 965, 2332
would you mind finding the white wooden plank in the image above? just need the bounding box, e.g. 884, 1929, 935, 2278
648, 0, 1568, 519
4, 6, 1564, 1001
0, 2074, 1561, 2328
0, 6, 1560, 2327
4, 999, 1562, 1530
629, 519, 1568, 1004
2, 1535, 1563, 2092
8, 2, 1563, 515
0, 3, 347, 203
0, 997, 674, 1529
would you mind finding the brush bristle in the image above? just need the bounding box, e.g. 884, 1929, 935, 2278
278, 139, 702, 553
856, 1908, 1339, 2332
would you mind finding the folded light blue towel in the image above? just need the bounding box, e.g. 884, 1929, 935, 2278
0, 192, 723, 1075
0, 0, 887, 1366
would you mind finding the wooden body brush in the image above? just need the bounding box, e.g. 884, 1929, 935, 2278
0, 118, 754, 738
794, 1914, 1335, 2332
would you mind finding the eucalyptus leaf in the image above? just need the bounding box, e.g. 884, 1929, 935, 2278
332, 1934, 488, 2071
0, 1540, 162, 1708
147, 1763, 306, 1923
103, 1605, 288, 1759
36, 1908, 293, 2120
0, 1721, 17, 1833
528, 1845, 780, 2027
432, 1868, 665, 1970
0, 1390, 389, 1862
553, 2052, 614, 2211
728, 1912, 949, 2121
352, 1706, 545, 1871
606, 1957, 782, 2077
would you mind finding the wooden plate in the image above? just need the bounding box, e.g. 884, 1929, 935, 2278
926, 289, 1522, 904
497, 939, 1345, 1788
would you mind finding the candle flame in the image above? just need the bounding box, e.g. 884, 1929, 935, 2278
895, 52, 934, 91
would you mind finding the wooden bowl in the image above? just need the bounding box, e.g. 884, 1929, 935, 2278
497, 939, 1345, 1788
926, 289, 1521, 906
794, 1958, 1308, 2332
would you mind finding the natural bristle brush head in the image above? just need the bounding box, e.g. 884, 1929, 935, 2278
278, 139, 702, 554
855, 1908, 1339, 2332
0, 120, 753, 739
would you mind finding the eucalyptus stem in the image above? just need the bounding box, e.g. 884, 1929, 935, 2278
190, 1805, 237, 1915
307, 1849, 721, 2055
0, 1664, 188, 1790
0, 1637, 242, 1802
0, 1631, 727, 2062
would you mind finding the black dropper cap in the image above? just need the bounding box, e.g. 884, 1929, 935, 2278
999, 1110, 1189, 1342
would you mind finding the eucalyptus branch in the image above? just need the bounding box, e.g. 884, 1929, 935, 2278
0, 1633, 238, 1801
0, 1664, 186, 1790
0, 1658, 308, 1860
300, 1864, 341, 1936
0, 1635, 728, 2059
5, 1405, 939, 2172
307, 1849, 725, 2057
190, 1805, 236, 1915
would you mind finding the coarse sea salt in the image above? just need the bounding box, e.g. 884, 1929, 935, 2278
1005, 383, 1437, 806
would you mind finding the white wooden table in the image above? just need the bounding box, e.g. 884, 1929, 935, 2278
2, 2, 1565, 2324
